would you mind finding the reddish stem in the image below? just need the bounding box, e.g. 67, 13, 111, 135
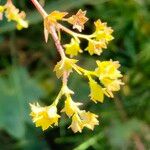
30, 0, 66, 59
30, 0, 47, 18
49, 25, 66, 59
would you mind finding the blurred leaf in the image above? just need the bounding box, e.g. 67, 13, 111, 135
0, 67, 45, 139
17, 126, 49, 150
107, 119, 142, 149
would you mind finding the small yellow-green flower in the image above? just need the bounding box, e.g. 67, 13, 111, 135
61, 96, 81, 117
69, 113, 83, 133
94, 19, 114, 42
54, 57, 78, 78
64, 38, 82, 57
89, 78, 104, 103
67, 9, 88, 32
30, 103, 60, 130
86, 40, 107, 55
102, 78, 123, 98
69, 110, 99, 132
4, 2, 28, 30
95, 60, 123, 98
95, 60, 122, 80
44, 11, 68, 42
47, 11, 68, 23
80, 111, 99, 130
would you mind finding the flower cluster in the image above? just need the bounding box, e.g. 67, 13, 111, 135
0, 0, 28, 30
30, 3, 124, 133
30, 103, 60, 130
30, 84, 99, 133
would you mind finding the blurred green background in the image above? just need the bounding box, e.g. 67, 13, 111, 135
0, 0, 150, 149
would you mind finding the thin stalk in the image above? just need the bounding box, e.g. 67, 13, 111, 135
30, 0, 66, 59
58, 23, 94, 40
49, 25, 66, 59
30, 0, 47, 18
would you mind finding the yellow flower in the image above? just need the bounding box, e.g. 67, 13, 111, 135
94, 19, 114, 42
102, 78, 123, 91
95, 60, 123, 98
80, 111, 99, 130
44, 11, 68, 34
85, 20, 113, 56
61, 96, 81, 117
47, 11, 68, 22
67, 9, 88, 32
64, 38, 82, 57
69, 113, 83, 133
95, 60, 122, 80
89, 78, 104, 103
54, 57, 78, 78
0, 5, 5, 13
86, 40, 107, 55
69, 111, 99, 132
30, 103, 60, 131
5, 2, 28, 30
102, 78, 124, 98
44, 11, 67, 42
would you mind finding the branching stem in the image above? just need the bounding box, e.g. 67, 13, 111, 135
30, 0, 47, 18
58, 23, 94, 40
30, 0, 68, 105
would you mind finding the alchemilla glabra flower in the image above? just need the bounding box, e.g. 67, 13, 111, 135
1, 0, 123, 133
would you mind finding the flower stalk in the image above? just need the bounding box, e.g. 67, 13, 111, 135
30, 0, 47, 18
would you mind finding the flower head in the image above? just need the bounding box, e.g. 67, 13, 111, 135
64, 38, 82, 57
45, 10, 68, 25
54, 57, 78, 78
95, 60, 122, 80
69, 110, 99, 132
4, 2, 28, 30
95, 60, 124, 97
69, 113, 83, 133
48, 11, 68, 21
80, 111, 99, 130
86, 40, 107, 55
30, 103, 60, 130
94, 19, 114, 42
67, 9, 88, 32
61, 96, 81, 117
102, 78, 124, 98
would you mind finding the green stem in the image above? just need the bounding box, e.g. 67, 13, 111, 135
73, 64, 96, 76
53, 88, 63, 106
58, 23, 94, 40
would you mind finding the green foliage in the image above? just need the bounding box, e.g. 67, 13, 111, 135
0, 67, 45, 138
0, 0, 149, 149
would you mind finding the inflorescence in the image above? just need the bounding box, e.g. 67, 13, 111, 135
0, 0, 124, 133
30, 7, 124, 133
